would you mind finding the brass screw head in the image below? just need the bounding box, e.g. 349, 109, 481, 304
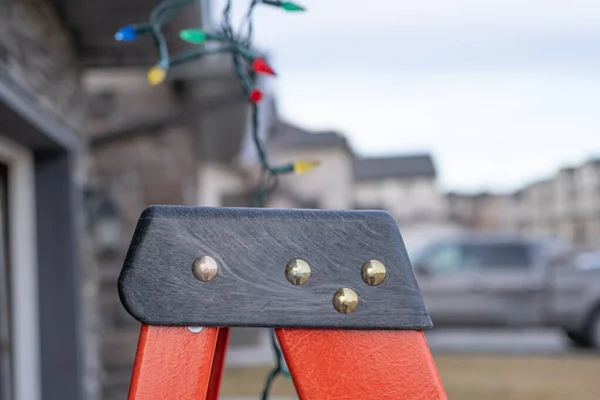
285, 259, 311, 285
361, 260, 387, 286
332, 288, 359, 314
192, 256, 218, 282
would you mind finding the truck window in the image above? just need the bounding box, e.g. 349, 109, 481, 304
424, 243, 464, 274
462, 243, 532, 269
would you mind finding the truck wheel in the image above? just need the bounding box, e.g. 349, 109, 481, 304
587, 309, 600, 349
564, 330, 591, 348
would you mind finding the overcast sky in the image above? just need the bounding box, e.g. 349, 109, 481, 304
213, 0, 600, 192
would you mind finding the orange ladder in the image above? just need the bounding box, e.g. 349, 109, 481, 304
127, 326, 446, 399
119, 206, 447, 399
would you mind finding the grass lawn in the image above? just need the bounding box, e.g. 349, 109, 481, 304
221, 353, 600, 399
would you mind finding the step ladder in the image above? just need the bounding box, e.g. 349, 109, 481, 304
119, 206, 447, 399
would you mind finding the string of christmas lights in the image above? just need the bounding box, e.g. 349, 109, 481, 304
115, 0, 316, 208
115, 0, 314, 397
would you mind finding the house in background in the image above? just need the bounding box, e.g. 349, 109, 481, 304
446, 159, 600, 249
353, 155, 453, 251
446, 191, 519, 232
268, 121, 354, 209
353, 155, 445, 223
267, 123, 448, 233
575, 160, 600, 244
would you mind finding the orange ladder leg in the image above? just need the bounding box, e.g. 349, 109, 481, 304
206, 327, 230, 400
276, 329, 447, 400
128, 325, 223, 400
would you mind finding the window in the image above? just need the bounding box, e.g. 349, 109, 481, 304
462, 243, 531, 269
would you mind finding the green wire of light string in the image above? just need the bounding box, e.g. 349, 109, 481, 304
150, 0, 195, 68
149, 0, 281, 180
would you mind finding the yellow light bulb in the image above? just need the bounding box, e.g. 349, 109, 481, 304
293, 160, 319, 175
147, 65, 166, 86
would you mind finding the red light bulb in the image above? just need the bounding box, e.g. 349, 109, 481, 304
249, 89, 263, 103
252, 58, 276, 76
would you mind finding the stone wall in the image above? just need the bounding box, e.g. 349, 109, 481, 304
91, 126, 198, 399
0, 0, 83, 128
0, 1, 101, 399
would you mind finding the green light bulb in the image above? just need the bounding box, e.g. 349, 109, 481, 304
281, 2, 305, 11
179, 29, 207, 44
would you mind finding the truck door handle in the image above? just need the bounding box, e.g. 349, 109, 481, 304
528, 283, 544, 292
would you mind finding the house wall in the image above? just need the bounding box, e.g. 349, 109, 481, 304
494, 194, 522, 232
271, 147, 354, 209
448, 160, 600, 249
575, 162, 600, 248
0, 0, 83, 129
446, 193, 522, 233
86, 67, 264, 387
354, 177, 445, 223
197, 163, 251, 206
524, 170, 596, 246
91, 126, 197, 399
446, 194, 477, 226
549, 172, 574, 242
84, 70, 181, 135
0, 2, 99, 400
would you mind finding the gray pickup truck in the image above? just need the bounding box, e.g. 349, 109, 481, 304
412, 235, 600, 348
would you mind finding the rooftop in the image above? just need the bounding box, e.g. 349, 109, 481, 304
353, 154, 436, 181
268, 121, 351, 152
